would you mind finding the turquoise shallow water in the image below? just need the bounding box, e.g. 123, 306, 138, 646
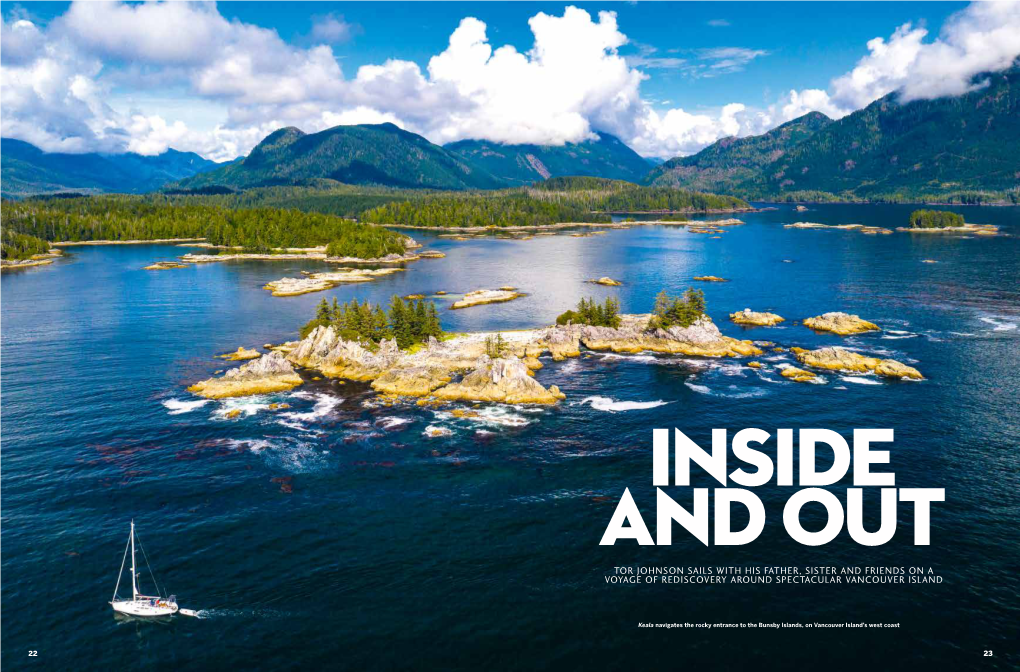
2, 203, 1018, 670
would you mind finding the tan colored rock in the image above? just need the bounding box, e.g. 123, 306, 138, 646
730, 309, 785, 327
579, 315, 761, 358
747, 361, 763, 369
263, 268, 404, 297
451, 289, 523, 309
781, 366, 817, 382
794, 346, 922, 379
189, 351, 303, 399
589, 277, 623, 286
431, 357, 564, 404
693, 276, 728, 282
225, 409, 242, 419
218, 347, 261, 361
803, 312, 880, 335
144, 261, 189, 270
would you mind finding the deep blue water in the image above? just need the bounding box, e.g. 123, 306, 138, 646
2, 204, 1018, 670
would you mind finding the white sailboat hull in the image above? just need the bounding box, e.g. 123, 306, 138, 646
111, 599, 178, 617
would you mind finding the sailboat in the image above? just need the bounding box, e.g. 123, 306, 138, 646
110, 520, 179, 617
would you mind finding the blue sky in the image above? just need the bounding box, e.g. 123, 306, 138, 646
2, 2, 1013, 160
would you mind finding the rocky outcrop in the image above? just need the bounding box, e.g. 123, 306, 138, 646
781, 366, 817, 382
144, 261, 189, 270
693, 276, 728, 282
579, 315, 761, 357
218, 346, 261, 361
451, 289, 523, 309
430, 356, 565, 404
730, 309, 785, 326
589, 277, 623, 286
793, 346, 922, 379
803, 312, 880, 335
188, 351, 303, 398
263, 268, 404, 297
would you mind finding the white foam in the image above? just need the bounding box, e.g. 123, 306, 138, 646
684, 382, 767, 398
163, 398, 210, 415
227, 439, 276, 453
376, 416, 412, 430
841, 376, 882, 385
979, 316, 1017, 332
213, 397, 271, 419
579, 396, 669, 412
279, 393, 341, 423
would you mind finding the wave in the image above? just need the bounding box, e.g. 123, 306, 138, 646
375, 416, 412, 430
423, 425, 453, 438
279, 393, 341, 423
579, 396, 669, 412
684, 382, 769, 398
213, 397, 271, 419
163, 398, 210, 415
840, 376, 881, 385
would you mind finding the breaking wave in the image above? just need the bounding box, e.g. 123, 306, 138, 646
163, 398, 210, 415
579, 396, 669, 412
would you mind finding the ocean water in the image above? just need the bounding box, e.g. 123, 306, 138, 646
1, 203, 1018, 670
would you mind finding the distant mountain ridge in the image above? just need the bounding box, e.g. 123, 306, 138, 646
0, 139, 223, 197
445, 132, 652, 185
176, 123, 505, 191
646, 68, 1020, 200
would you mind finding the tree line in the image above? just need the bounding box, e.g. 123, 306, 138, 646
1, 228, 50, 261
302, 296, 443, 349
1, 196, 407, 258
909, 209, 965, 229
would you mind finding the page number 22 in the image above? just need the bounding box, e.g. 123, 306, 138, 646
29, 651, 38, 657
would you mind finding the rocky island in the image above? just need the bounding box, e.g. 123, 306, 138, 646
791, 346, 922, 379
451, 289, 524, 309
188, 351, 303, 398
589, 277, 623, 286
263, 268, 405, 297
730, 309, 785, 326
803, 312, 880, 335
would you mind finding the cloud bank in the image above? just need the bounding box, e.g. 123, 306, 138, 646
1, 2, 1017, 162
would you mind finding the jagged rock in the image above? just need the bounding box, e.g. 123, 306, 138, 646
580, 315, 761, 357
747, 361, 763, 369
794, 346, 922, 379
371, 366, 453, 396
144, 261, 189, 270
263, 269, 404, 297
189, 351, 303, 399
730, 309, 785, 326
803, 312, 880, 335
693, 276, 728, 282
431, 356, 565, 404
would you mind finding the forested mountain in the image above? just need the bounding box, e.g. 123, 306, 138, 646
0, 139, 223, 197
176, 123, 505, 191
646, 68, 1020, 201
644, 112, 832, 193
446, 132, 652, 185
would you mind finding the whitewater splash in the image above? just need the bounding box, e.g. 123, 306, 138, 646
579, 396, 669, 412
684, 382, 769, 397
279, 393, 342, 424
213, 397, 272, 419
979, 316, 1017, 332
163, 398, 210, 415
841, 376, 882, 385
375, 416, 412, 430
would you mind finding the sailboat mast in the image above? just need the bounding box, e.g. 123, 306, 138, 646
130, 520, 138, 600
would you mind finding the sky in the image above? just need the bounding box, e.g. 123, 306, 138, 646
2, 1, 1018, 161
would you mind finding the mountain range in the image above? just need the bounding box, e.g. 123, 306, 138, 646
3, 68, 1017, 200
445, 132, 652, 185
646, 67, 1020, 200
0, 139, 222, 197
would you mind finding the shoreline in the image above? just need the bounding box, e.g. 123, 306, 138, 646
386, 216, 744, 233
51, 238, 207, 246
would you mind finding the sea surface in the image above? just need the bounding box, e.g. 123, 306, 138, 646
2, 204, 1018, 670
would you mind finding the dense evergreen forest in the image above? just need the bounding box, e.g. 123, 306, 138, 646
301, 296, 443, 349
909, 210, 965, 229
0, 196, 407, 258
360, 193, 610, 228
556, 297, 621, 327
1, 228, 51, 261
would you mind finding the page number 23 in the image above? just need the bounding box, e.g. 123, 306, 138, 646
984, 651, 993, 657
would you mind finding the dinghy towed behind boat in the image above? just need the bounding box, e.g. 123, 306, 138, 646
110, 520, 196, 617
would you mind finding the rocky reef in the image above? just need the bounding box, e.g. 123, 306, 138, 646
730, 309, 785, 326
792, 346, 922, 379
143, 261, 189, 270
803, 312, 880, 335
589, 277, 623, 286
451, 289, 523, 309
780, 366, 817, 383
430, 357, 565, 404
578, 314, 761, 358
218, 346, 261, 361
263, 268, 405, 297
693, 276, 728, 282
188, 351, 303, 399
